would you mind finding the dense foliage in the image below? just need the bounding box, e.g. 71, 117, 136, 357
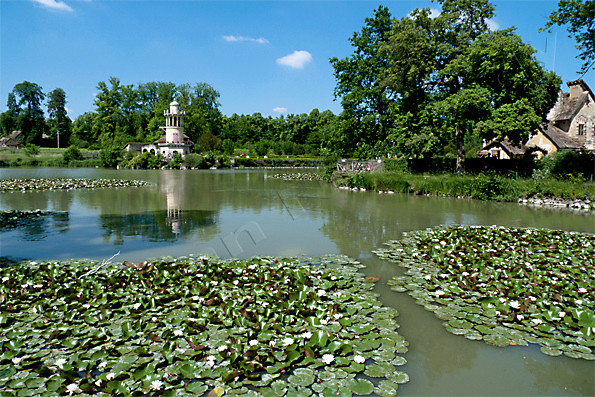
331, 1, 561, 171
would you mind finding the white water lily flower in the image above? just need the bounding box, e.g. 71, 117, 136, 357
133, 302, 141, 310
424, 275, 431, 280
233, 280, 239, 285
576, 300, 583, 305
217, 345, 227, 352
12, 357, 21, 365
516, 315, 524, 321
249, 339, 259, 346
98, 361, 107, 369
578, 287, 587, 293
322, 354, 334, 364
106, 372, 115, 380
531, 318, 543, 325
1, 277, 8, 283
95, 379, 102, 387
509, 301, 520, 309
66, 383, 82, 395
55, 358, 67, 366
320, 318, 328, 325
529, 296, 537, 302
173, 329, 183, 337
333, 313, 343, 320
354, 355, 365, 364
302, 331, 313, 339
317, 289, 326, 297
151, 380, 163, 390
282, 337, 294, 346
558, 311, 566, 318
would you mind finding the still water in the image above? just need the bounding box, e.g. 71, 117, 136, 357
1, 168, 594, 396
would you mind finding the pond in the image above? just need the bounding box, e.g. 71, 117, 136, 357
1, 167, 593, 396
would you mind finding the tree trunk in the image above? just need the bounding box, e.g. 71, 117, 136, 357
455, 125, 465, 174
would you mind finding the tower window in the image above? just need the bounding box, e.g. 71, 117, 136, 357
578, 123, 585, 136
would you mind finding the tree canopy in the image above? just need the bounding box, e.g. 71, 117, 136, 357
542, 0, 595, 75
332, 0, 561, 171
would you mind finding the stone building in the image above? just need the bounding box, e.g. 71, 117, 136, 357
479, 79, 595, 159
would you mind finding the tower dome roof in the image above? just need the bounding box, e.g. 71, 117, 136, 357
170, 100, 179, 106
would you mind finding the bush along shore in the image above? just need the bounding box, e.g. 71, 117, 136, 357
374, 225, 594, 360
0, 255, 409, 396
334, 172, 595, 211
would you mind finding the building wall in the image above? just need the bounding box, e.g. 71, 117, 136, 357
526, 130, 557, 159
568, 101, 595, 150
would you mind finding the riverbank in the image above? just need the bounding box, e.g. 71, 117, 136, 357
334, 171, 595, 209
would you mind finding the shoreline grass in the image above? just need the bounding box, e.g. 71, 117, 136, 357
335, 171, 595, 202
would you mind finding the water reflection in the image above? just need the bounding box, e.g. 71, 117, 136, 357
0, 211, 69, 241
100, 171, 220, 244
100, 211, 218, 244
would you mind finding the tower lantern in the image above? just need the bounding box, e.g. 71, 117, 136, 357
164, 100, 185, 143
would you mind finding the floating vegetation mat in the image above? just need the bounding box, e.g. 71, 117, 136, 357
0, 178, 149, 192
269, 173, 325, 182
0, 210, 66, 229
374, 225, 595, 360
0, 255, 408, 396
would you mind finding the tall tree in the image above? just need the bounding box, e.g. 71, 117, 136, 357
177, 83, 222, 143
93, 77, 124, 145
47, 88, 71, 148
381, 0, 560, 172
12, 81, 46, 145
0, 93, 20, 136
542, 0, 595, 74
330, 6, 394, 152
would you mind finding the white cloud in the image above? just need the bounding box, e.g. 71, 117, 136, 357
428, 8, 441, 18
276, 50, 312, 69
408, 8, 440, 19
33, 0, 74, 12
223, 35, 268, 44
487, 19, 500, 31
272, 107, 288, 113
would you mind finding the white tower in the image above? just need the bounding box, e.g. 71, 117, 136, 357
164, 101, 185, 143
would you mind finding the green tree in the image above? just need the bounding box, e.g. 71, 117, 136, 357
0, 93, 20, 136
542, 0, 595, 74
221, 138, 235, 156
330, 6, 394, 152
47, 88, 72, 148
380, 0, 560, 172
23, 143, 40, 157
177, 82, 223, 144
63, 144, 83, 163
71, 112, 98, 147
12, 81, 46, 145
93, 77, 125, 145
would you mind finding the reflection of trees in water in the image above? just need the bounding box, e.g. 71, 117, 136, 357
0, 211, 69, 241
100, 210, 219, 245
0, 256, 28, 267
524, 351, 594, 395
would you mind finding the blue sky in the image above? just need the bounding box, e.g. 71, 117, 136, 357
1, 0, 593, 120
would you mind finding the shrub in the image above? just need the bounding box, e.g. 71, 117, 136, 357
99, 145, 124, 168
63, 145, 83, 163
383, 158, 408, 173
183, 153, 205, 169
222, 139, 235, 156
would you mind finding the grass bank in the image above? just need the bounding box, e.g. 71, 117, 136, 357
0, 148, 101, 168
335, 172, 595, 202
